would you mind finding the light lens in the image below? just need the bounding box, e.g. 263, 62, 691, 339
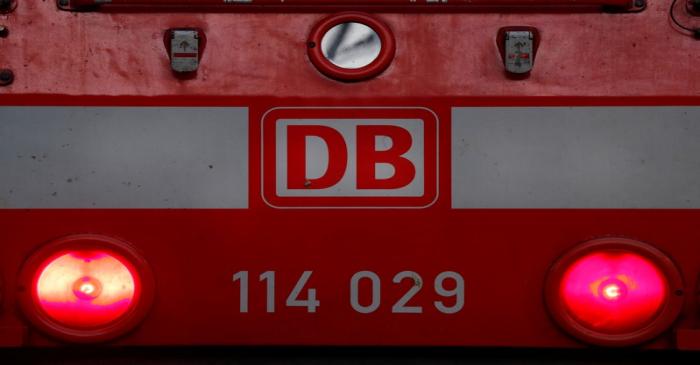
321, 22, 382, 69
560, 250, 668, 334
35, 250, 139, 328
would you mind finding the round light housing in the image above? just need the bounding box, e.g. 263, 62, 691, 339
545, 238, 684, 347
321, 22, 382, 70
308, 12, 396, 82
35, 250, 137, 328
19, 235, 154, 343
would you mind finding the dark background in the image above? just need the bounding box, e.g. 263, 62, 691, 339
2, 347, 700, 365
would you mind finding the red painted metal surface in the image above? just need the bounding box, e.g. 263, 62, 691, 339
0, 96, 698, 349
64, 0, 639, 11
1, 0, 700, 350
1, 3, 697, 97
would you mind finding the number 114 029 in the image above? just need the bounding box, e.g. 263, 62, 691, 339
232, 271, 464, 314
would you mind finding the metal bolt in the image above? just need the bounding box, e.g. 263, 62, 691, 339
0, 69, 14, 86
0, 26, 8, 38
634, 0, 645, 8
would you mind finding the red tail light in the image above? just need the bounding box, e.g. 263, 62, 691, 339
545, 238, 684, 347
35, 250, 138, 328
19, 235, 154, 343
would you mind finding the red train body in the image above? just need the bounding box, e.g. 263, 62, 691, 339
1, 0, 699, 350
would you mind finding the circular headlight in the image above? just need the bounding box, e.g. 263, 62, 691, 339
19, 235, 154, 343
545, 238, 684, 346
308, 12, 396, 82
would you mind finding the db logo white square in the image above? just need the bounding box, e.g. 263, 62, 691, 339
262, 107, 438, 208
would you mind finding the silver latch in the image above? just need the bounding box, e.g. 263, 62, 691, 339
504, 31, 534, 75
169, 29, 200, 73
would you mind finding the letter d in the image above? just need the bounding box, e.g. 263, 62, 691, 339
287, 125, 348, 190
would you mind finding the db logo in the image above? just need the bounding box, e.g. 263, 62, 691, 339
262, 107, 438, 208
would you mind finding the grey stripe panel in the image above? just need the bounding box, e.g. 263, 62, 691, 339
452, 107, 700, 209
0, 107, 248, 208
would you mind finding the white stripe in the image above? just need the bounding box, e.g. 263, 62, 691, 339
0, 107, 248, 209
452, 107, 700, 209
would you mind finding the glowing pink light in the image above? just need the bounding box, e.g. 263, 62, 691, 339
560, 250, 668, 334
35, 250, 139, 328
72, 276, 103, 300
599, 278, 628, 302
